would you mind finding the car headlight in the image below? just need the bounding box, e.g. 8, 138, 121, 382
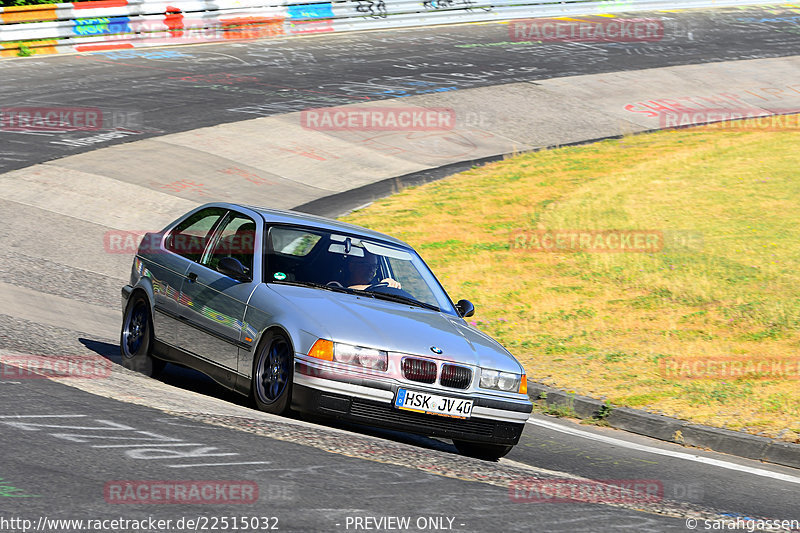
308, 339, 388, 372
480, 368, 526, 393
480, 369, 499, 389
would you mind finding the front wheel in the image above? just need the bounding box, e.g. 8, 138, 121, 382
453, 440, 513, 461
120, 294, 165, 377
251, 331, 293, 415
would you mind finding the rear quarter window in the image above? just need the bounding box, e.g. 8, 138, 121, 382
166, 207, 226, 262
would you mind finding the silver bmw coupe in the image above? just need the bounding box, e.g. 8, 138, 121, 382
121, 202, 532, 460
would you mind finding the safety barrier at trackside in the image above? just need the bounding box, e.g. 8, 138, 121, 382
0, 0, 778, 58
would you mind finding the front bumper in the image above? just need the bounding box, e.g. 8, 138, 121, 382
292, 362, 531, 446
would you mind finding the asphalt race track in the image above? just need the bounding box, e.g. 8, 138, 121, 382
1, 6, 800, 533
2, 8, 800, 173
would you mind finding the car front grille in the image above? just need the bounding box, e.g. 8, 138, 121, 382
440, 364, 472, 389
402, 357, 437, 384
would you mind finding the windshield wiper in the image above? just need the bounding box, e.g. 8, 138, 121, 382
356, 291, 440, 312
271, 280, 353, 294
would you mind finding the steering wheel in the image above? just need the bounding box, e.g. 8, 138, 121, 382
364, 282, 389, 291
326, 281, 344, 288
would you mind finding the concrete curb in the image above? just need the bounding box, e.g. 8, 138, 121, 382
292, 134, 626, 219
293, 154, 505, 219
525, 381, 800, 470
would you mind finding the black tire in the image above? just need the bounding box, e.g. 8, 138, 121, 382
453, 440, 514, 461
120, 294, 165, 377
251, 330, 293, 415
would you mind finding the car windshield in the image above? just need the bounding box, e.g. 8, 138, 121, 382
265, 225, 457, 315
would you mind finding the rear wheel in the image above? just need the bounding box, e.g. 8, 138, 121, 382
453, 440, 513, 461
251, 330, 293, 414
120, 294, 165, 377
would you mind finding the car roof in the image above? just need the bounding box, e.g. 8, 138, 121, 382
215, 202, 411, 248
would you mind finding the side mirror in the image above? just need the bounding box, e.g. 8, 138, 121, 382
455, 299, 475, 318
217, 257, 251, 282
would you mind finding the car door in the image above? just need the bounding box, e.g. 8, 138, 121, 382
176, 209, 261, 382
150, 206, 227, 347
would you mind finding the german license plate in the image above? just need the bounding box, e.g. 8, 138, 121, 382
395, 388, 473, 419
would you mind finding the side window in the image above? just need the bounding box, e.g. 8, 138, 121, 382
265, 227, 323, 283
269, 227, 322, 256
166, 208, 227, 262
204, 213, 257, 274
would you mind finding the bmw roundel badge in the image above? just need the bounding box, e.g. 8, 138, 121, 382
430, 346, 443, 355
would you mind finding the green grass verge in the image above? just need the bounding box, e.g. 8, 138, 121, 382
342, 121, 800, 441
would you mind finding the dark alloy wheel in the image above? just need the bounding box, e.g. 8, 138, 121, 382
120, 294, 165, 377
453, 440, 514, 461
251, 331, 293, 414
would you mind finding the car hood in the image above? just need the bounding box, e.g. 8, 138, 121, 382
266, 284, 523, 373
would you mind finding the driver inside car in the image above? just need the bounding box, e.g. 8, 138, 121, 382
344, 252, 401, 290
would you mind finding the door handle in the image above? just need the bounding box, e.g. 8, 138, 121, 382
186, 272, 198, 283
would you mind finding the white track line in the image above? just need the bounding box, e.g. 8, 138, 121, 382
0, 414, 86, 418
527, 418, 800, 485
167, 461, 272, 468
92, 443, 206, 448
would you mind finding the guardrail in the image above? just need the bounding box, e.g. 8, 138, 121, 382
0, 0, 776, 58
